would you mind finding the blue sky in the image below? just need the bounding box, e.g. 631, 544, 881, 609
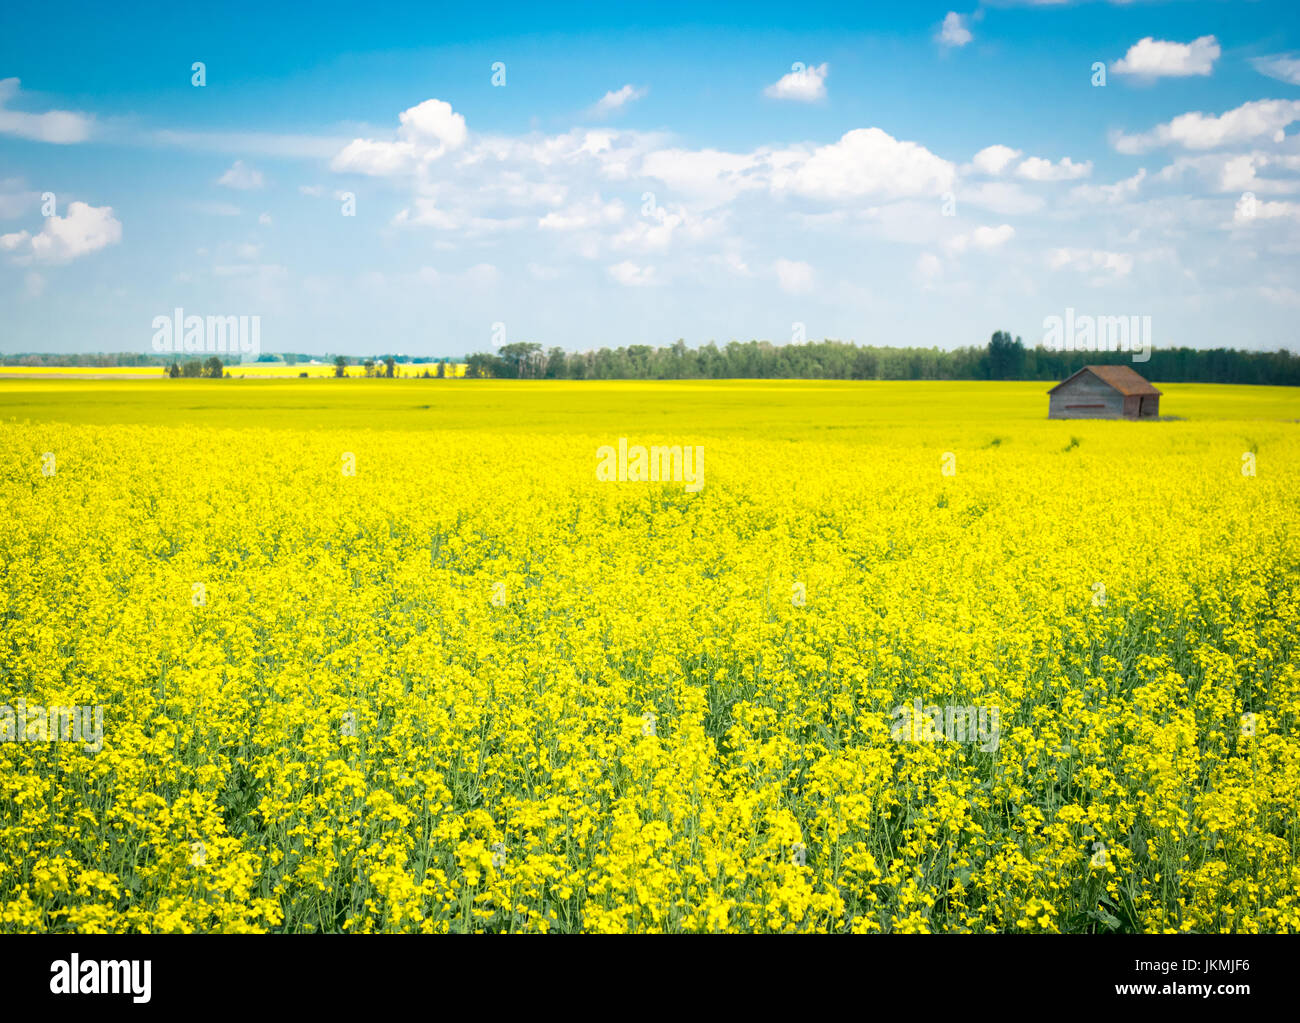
1, 0, 1298, 357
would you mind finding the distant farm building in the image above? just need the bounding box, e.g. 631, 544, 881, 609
1048, 365, 1161, 420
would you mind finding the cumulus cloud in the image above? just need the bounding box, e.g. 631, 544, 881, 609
591, 85, 647, 117
763, 63, 828, 102
772, 128, 955, 200
217, 160, 265, 189
1112, 36, 1220, 78
774, 258, 814, 294
1113, 99, 1300, 153
968, 145, 1021, 175
0, 78, 94, 144
937, 13, 973, 49
0, 201, 122, 263
1016, 156, 1092, 181
332, 98, 468, 176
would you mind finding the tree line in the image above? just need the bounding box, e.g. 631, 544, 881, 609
6, 336, 1298, 385
464, 335, 1300, 386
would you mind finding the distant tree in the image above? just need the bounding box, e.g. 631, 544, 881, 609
202, 356, 224, 378
384, 356, 396, 379
466, 352, 503, 378
986, 330, 1025, 380
497, 342, 542, 378
167, 362, 180, 378
333, 356, 348, 378
436, 360, 446, 379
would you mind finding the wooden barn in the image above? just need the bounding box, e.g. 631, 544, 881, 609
1047, 365, 1161, 420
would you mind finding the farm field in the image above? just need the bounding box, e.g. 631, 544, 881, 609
1, 380, 1297, 933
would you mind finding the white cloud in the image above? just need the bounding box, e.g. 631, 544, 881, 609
774, 258, 814, 294
1155, 152, 1300, 195
960, 181, 1045, 215
1112, 36, 1220, 78
716, 249, 752, 277
968, 145, 1021, 175
1070, 168, 1147, 204
0, 201, 122, 264
392, 197, 528, 235
332, 98, 468, 176
217, 160, 265, 190
614, 211, 683, 251
1234, 198, 1300, 224
640, 148, 765, 206
1016, 156, 1092, 181
937, 13, 973, 49
915, 252, 943, 285
763, 63, 828, 102
608, 260, 655, 286
332, 139, 420, 177
772, 128, 956, 200
1252, 54, 1300, 87
414, 263, 499, 288
401, 98, 469, 147
591, 85, 647, 117
258, 212, 272, 225
537, 197, 625, 230
1113, 99, 1300, 153
1048, 247, 1134, 278
0, 78, 93, 144
944, 224, 1014, 254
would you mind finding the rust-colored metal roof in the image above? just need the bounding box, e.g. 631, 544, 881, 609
1048, 365, 1161, 396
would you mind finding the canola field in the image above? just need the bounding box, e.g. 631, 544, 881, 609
1, 379, 1298, 933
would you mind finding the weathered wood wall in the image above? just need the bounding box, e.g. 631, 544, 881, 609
1049, 375, 1127, 419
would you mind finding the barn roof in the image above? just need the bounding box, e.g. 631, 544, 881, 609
1048, 365, 1161, 397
